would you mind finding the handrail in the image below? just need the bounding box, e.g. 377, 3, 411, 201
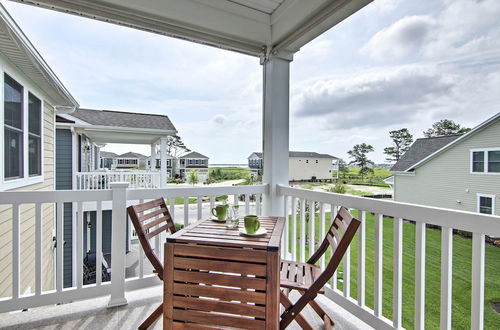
278, 184, 500, 237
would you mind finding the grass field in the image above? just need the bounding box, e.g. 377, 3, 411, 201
287, 211, 500, 329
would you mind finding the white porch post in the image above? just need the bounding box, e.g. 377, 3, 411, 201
150, 143, 156, 170
160, 137, 168, 188
262, 51, 293, 216
108, 182, 129, 307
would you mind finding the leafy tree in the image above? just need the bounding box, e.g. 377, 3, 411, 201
187, 169, 199, 186
384, 128, 413, 162
337, 159, 349, 178
348, 143, 375, 180
423, 119, 471, 137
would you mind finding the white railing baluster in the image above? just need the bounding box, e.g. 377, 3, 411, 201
138, 199, 145, 279
183, 197, 189, 226
169, 198, 175, 223
35, 203, 42, 296
77, 202, 84, 289
233, 194, 238, 206
343, 233, 350, 298
440, 227, 453, 330
256, 193, 261, 216
309, 200, 315, 258
374, 213, 383, 316
319, 203, 325, 269
393, 217, 403, 328
56, 202, 64, 292
415, 222, 426, 330
291, 197, 297, 261
300, 199, 306, 263
357, 210, 365, 307
471, 233, 485, 330
96, 201, 103, 285
210, 196, 215, 212
12, 203, 20, 299
197, 197, 202, 220
331, 204, 337, 290
245, 194, 250, 215
282, 196, 288, 257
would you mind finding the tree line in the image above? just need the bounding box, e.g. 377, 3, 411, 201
342, 119, 471, 180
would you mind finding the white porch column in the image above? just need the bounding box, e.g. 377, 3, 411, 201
150, 143, 156, 170
262, 51, 293, 216
160, 137, 168, 188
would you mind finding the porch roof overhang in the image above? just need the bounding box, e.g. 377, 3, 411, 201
11, 0, 373, 57
58, 122, 176, 144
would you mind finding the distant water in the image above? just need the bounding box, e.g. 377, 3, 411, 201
209, 164, 248, 168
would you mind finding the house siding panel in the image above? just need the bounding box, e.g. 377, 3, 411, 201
394, 120, 500, 216
0, 101, 55, 298
56, 128, 74, 287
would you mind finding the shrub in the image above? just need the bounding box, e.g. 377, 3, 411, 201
330, 184, 346, 194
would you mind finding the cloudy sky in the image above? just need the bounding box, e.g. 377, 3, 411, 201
4, 0, 500, 163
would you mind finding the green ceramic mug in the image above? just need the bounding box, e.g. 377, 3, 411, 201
212, 204, 229, 220
244, 215, 260, 234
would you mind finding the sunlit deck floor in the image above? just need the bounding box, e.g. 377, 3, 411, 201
0, 286, 373, 329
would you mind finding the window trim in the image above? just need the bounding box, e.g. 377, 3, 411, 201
1, 70, 45, 191
476, 193, 495, 215
470, 148, 500, 175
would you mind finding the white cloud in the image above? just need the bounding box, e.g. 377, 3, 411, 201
293, 65, 455, 128
361, 15, 436, 60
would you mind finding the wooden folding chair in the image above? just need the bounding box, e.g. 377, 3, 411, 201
127, 198, 177, 330
280, 207, 360, 330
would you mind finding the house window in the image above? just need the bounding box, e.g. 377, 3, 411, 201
28, 93, 42, 176
4, 74, 24, 180
471, 149, 500, 173
472, 151, 484, 172
477, 194, 494, 215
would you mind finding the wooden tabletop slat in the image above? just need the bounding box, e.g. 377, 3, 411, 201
174, 257, 266, 276
173, 296, 266, 318
174, 244, 267, 263
173, 283, 266, 304
173, 270, 266, 290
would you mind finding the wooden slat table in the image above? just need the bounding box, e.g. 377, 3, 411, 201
163, 216, 285, 329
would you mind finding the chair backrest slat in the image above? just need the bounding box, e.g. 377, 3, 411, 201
127, 197, 177, 280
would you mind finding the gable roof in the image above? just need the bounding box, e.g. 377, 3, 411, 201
117, 152, 147, 158
249, 151, 338, 159
70, 108, 177, 132
0, 4, 78, 107
180, 151, 209, 159
100, 151, 118, 158
390, 135, 462, 172
391, 111, 500, 172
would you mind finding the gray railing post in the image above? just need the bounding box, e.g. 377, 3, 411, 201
108, 182, 129, 307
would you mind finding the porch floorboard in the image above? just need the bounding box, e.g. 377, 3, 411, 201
0, 286, 372, 329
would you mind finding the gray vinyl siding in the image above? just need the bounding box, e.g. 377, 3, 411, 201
394, 119, 500, 216
55, 128, 74, 288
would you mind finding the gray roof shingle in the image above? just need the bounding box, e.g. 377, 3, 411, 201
250, 151, 338, 159
100, 151, 118, 158
71, 108, 177, 131
180, 151, 209, 159
117, 152, 147, 158
390, 135, 462, 172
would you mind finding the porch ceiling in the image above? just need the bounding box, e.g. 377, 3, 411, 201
10, 0, 373, 56
74, 126, 175, 144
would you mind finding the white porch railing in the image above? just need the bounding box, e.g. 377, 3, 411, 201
75, 171, 161, 189
278, 185, 500, 330
0, 183, 267, 313
1, 183, 499, 329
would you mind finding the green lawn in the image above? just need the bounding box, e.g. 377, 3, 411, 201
165, 197, 197, 205
287, 211, 500, 329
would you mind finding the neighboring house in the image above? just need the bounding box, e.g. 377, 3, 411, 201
178, 151, 209, 182
0, 5, 78, 298
114, 152, 147, 169
55, 108, 177, 287
391, 112, 500, 217
99, 151, 117, 169
248, 151, 339, 181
